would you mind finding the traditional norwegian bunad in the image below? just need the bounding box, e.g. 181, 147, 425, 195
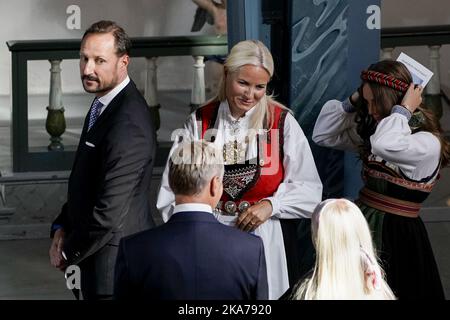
313, 85, 445, 299
158, 100, 322, 299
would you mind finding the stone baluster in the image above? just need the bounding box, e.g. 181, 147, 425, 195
145, 57, 161, 131
45, 59, 66, 151
424, 45, 442, 118
380, 47, 394, 60
0, 183, 16, 223
190, 55, 206, 112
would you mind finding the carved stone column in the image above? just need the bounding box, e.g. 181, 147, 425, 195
190, 55, 205, 112
0, 184, 15, 224
380, 47, 394, 60
145, 57, 160, 131
45, 60, 66, 150
424, 45, 442, 118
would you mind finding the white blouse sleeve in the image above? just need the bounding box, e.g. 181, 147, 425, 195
156, 113, 198, 222
265, 113, 323, 219
370, 107, 441, 180
312, 99, 362, 152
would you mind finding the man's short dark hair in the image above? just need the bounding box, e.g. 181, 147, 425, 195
82, 20, 131, 56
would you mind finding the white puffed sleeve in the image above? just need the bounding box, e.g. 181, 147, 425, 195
312, 99, 362, 152
370, 107, 441, 180
265, 113, 323, 219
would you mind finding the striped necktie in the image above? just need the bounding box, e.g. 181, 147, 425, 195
88, 98, 103, 131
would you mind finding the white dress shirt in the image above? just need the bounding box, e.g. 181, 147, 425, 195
173, 203, 213, 214
96, 76, 130, 115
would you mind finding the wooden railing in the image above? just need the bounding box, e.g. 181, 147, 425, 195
6, 35, 228, 172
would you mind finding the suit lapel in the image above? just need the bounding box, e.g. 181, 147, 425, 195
87, 81, 134, 134
70, 108, 92, 171
72, 81, 135, 169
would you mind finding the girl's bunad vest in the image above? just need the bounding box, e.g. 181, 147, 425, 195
357, 157, 440, 218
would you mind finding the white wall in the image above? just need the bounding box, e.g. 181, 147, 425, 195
2, 1, 449, 96
382, 0, 450, 27
0, 0, 217, 96
381, 0, 450, 92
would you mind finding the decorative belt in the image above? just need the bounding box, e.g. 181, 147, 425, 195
363, 166, 435, 192
215, 200, 254, 216
358, 187, 421, 218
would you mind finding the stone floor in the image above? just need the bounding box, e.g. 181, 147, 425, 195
0, 238, 72, 299
1, 218, 449, 299
0, 91, 449, 299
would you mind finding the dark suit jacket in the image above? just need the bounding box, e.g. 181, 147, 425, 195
114, 211, 268, 300
51, 80, 156, 296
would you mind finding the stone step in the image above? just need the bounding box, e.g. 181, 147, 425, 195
0, 166, 164, 240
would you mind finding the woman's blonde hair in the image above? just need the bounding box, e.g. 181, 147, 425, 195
293, 199, 395, 300
214, 39, 288, 130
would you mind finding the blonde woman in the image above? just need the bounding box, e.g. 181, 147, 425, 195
292, 199, 395, 300
157, 40, 323, 299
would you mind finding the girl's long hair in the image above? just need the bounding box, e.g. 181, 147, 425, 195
355, 60, 450, 166
293, 199, 395, 300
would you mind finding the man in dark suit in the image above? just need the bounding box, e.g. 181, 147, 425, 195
114, 141, 268, 300
49, 20, 156, 300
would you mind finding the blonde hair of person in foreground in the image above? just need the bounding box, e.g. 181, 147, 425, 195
292, 198, 396, 300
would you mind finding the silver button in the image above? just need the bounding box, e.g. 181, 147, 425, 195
238, 201, 250, 213
224, 201, 237, 215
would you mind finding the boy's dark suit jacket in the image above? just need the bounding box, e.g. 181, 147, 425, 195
114, 211, 269, 300
51, 80, 156, 298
